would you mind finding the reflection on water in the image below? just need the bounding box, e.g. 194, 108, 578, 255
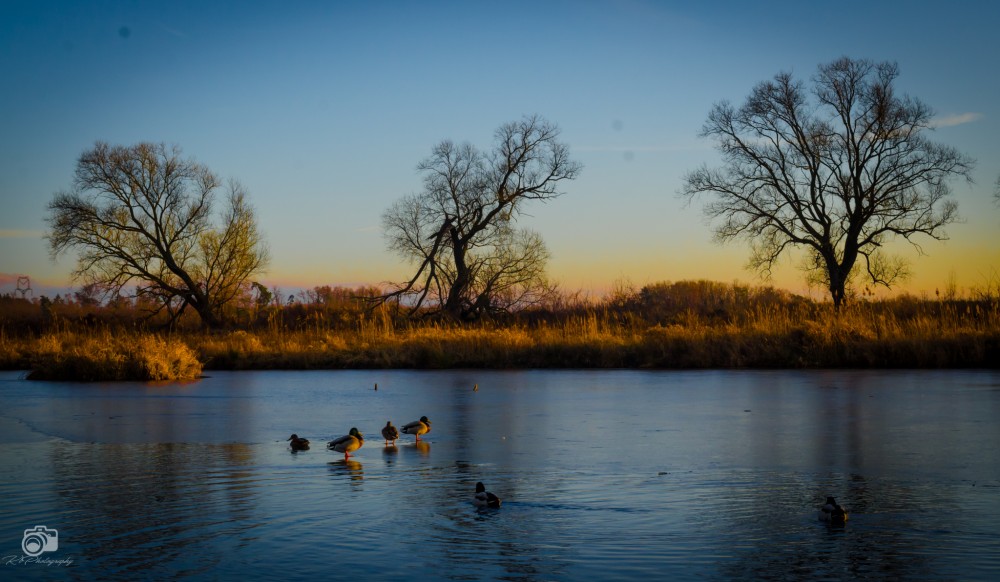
328, 459, 364, 487
708, 469, 935, 580
50, 443, 261, 578
0, 369, 998, 580
380, 444, 399, 466
410, 440, 431, 457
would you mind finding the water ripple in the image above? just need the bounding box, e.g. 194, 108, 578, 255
1, 370, 999, 580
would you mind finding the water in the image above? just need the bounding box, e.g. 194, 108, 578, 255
1, 369, 998, 580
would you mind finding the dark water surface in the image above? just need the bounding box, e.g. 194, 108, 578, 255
1, 369, 998, 580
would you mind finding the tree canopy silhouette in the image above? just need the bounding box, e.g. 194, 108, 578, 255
47, 142, 269, 328
682, 57, 974, 308
381, 115, 581, 320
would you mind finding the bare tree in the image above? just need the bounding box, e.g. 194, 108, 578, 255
682, 58, 974, 308
47, 142, 269, 328
381, 115, 580, 320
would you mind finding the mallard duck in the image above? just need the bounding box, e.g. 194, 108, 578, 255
474, 482, 501, 508
401, 416, 431, 441
381, 421, 399, 446
819, 496, 849, 523
287, 434, 310, 451
327, 427, 364, 459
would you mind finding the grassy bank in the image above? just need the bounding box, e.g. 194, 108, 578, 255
3, 298, 997, 379
3, 330, 202, 381
185, 303, 1000, 369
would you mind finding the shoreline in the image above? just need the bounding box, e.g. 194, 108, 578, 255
4, 283, 998, 380
4, 325, 997, 381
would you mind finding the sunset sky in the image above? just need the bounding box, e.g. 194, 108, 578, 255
2, 0, 998, 300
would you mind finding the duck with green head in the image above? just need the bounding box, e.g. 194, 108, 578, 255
327, 428, 364, 459
474, 482, 501, 508
401, 416, 431, 441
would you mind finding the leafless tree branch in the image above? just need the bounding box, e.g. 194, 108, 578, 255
47, 142, 269, 327
379, 116, 580, 320
681, 58, 974, 308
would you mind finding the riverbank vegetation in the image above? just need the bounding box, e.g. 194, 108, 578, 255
1, 279, 998, 380
17, 331, 202, 382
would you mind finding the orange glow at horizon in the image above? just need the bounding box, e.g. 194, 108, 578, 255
259, 239, 1000, 301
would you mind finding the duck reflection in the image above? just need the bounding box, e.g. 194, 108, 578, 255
407, 440, 431, 457
328, 458, 364, 487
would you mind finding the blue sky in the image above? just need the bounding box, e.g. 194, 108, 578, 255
2, 0, 998, 299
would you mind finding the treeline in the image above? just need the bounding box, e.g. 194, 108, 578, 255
0, 284, 385, 334
2, 279, 996, 333
0, 280, 912, 333
2, 280, 998, 377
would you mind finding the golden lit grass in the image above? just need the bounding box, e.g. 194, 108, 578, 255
2, 298, 997, 376
21, 331, 202, 381
185, 301, 1000, 369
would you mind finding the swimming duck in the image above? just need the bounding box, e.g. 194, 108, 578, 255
287, 434, 310, 451
381, 421, 400, 446
401, 416, 431, 441
474, 482, 501, 508
819, 496, 848, 523
327, 428, 364, 459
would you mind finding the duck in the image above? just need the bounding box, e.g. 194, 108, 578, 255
327, 427, 364, 459
474, 482, 502, 508
818, 496, 849, 523
381, 421, 400, 446
287, 434, 310, 451
401, 416, 431, 441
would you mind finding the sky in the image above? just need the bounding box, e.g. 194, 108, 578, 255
1, 0, 998, 301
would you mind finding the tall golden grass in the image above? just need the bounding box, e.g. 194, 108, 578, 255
9, 330, 202, 381
2, 283, 998, 379
174, 300, 1000, 369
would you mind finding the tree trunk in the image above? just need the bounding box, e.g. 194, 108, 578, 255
825, 252, 848, 311
190, 297, 223, 329
442, 228, 470, 320
827, 262, 858, 311
831, 247, 860, 311
830, 278, 846, 310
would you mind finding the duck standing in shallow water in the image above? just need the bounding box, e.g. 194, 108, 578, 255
328, 428, 364, 459
381, 421, 399, 446
401, 416, 431, 441
474, 482, 502, 508
819, 496, 848, 523
287, 434, 310, 451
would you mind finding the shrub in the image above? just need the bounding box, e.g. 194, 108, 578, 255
26, 331, 202, 381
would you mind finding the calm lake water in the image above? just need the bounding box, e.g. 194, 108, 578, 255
1, 369, 998, 580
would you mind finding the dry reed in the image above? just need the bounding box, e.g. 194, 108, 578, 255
3, 288, 998, 377
20, 330, 202, 381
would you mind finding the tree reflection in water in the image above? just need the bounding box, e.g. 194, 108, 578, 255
50, 442, 261, 577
